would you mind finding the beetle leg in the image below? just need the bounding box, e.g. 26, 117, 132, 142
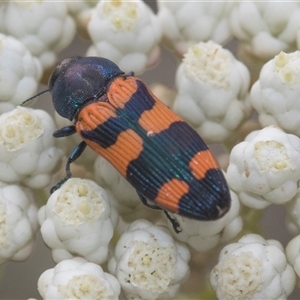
53, 125, 77, 138
138, 193, 182, 233
163, 211, 182, 234
138, 193, 162, 210
50, 141, 87, 193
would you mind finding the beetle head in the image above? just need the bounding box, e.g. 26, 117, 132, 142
49, 56, 125, 120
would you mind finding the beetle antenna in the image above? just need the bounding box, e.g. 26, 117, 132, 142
21, 89, 49, 106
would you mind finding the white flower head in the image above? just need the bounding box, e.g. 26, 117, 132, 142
211, 234, 296, 300
0, 33, 42, 114
251, 51, 300, 135
108, 219, 190, 300
0, 1, 76, 70
230, 2, 300, 60
38, 178, 118, 264
173, 41, 251, 143
169, 190, 243, 252
0, 106, 64, 189
86, 0, 161, 73
0, 182, 39, 264
157, 1, 233, 55
38, 257, 120, 300
227, 125, 300, 209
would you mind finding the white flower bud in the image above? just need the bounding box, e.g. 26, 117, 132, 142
86, 0, 161, 73
173, 41, 251, 143
0, 182, 38, 264
250, 51, 300, 135
157, 1, 233, 55
0, 1, 76, 70
0, 107, 64, 189
0, 33, 42, 113
230, 2, 300, 60
38, 257, 120, 300
227, 125, 300, 209
39, 178, 118, 264
211, 234, 296, 299
108, 219, 190, 300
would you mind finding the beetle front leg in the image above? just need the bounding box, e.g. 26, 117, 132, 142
53, 125, 77, 138
50, 141, 87, 193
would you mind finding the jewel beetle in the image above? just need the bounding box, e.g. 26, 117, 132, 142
23, 56, 231, 233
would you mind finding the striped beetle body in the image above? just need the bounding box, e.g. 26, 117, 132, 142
49, 56, 231, 232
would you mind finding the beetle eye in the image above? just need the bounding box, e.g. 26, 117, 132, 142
48, 68, 59, 92
48, 57, 81, 92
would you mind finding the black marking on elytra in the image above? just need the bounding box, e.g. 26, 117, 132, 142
115, 79, 155, 120
177, 169, 231, 220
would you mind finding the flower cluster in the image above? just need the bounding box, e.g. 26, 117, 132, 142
38, 178, 118, 264
0, 106, 64, 188
227, 125, 300, 209
38, 257, 121, 299
0, 182, 39, 264
157, 1, 233, 56
0, 1, 76, 70
173, 41, 251, 143
0, 33, 42, 113
108, 220, 190, 300
250, 51, 300, 135
1, 1, 300, 299
211, 234, 296, 299
230, 2, 300, 61
87, 0, 161, 73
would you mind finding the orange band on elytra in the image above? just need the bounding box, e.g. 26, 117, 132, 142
189, 150, 220, 180
155, 179, 189, 212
